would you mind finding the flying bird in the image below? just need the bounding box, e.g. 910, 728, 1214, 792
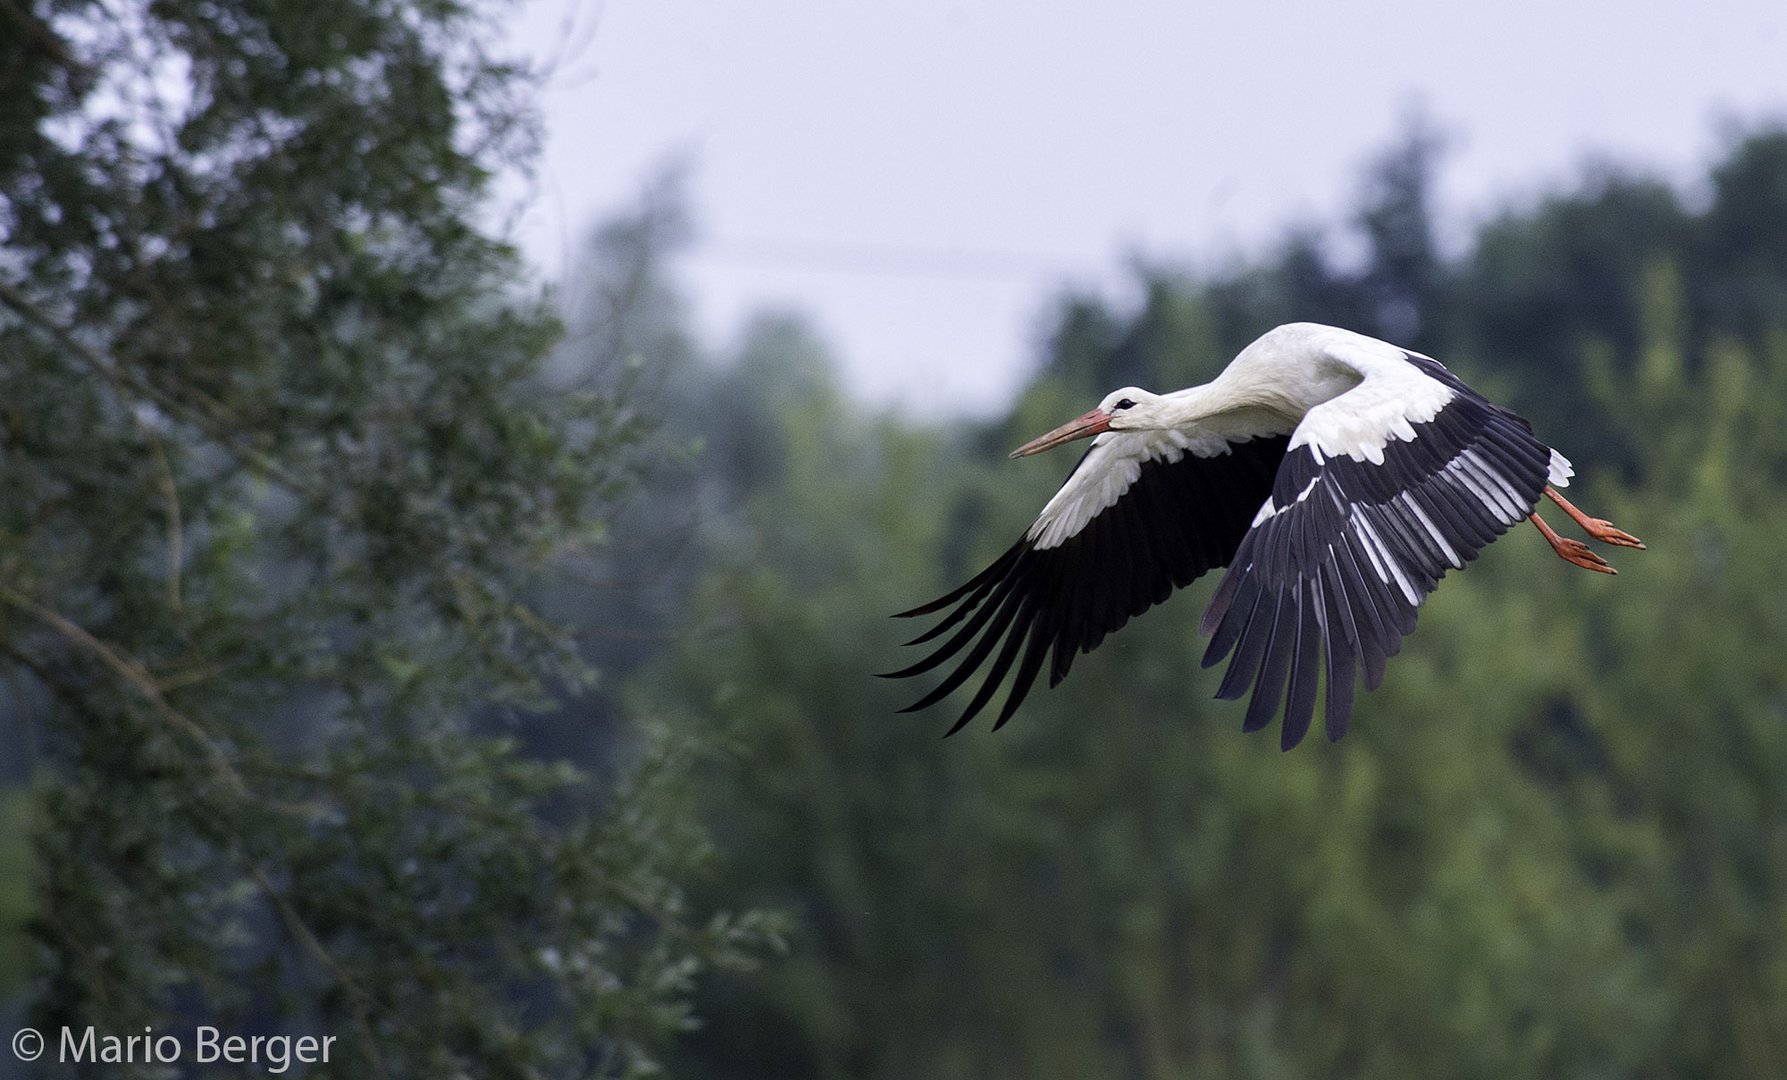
882, 323, 1643, 749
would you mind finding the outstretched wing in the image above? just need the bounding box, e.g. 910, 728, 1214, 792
1199, 350, 1559, 750
883, 428, 1291, 734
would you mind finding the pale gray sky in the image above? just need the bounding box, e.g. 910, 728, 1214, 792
509, 0, 1787, 414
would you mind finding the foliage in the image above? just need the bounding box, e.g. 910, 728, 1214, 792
0, 0, 766, 1075
12, 4, 1787, 1074
0, 791, 27, 1000
632, 124, 1787, 1079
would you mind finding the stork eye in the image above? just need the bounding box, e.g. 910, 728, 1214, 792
1114, 398, 1137, 411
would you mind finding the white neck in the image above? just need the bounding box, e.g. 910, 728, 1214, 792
1133, 378, 1298, 439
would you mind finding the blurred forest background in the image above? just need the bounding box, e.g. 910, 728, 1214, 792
4, 0, 1787, 1078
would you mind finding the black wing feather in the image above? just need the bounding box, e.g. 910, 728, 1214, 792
1200, 364, 1554, 748
883, 434, 1291, 733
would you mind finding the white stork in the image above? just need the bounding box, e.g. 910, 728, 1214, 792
883, 322, 1644, 749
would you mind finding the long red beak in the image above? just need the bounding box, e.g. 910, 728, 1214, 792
1009, 408, 1113, 459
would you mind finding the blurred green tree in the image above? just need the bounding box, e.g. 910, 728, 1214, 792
647, 286, 1665, 1079
1354, 110, 1448, 349
0, 792, 26, 1001
1559, 283, 1787, 1076
1696, 129, 1787, 343
641, 126, 1787, 1079
1450, 168, 1692, 471
0, 0, 767, 1074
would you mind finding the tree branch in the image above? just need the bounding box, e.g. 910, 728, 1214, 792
0, 277, 318, 499
0, 583, 247, 799
249, 864, 392, 1080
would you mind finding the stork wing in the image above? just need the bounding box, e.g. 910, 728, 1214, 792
1199, 352, 1555, 750
882, 428, 1290, 734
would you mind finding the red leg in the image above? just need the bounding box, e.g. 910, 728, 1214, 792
1530, 513, 1616, 574
1544, 486, 1645, 549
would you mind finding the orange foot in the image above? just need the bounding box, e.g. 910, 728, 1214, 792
1579, 517, 1645, 549
1530, 513, 1617, 575
1545, 487, 1645, 549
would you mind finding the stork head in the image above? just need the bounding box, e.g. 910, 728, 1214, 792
1009, 387, 1157, 458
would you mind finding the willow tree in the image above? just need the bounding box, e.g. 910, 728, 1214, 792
0, 1, 762, 1074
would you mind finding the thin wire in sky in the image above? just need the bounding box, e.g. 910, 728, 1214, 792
692, 236, 1102, 282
